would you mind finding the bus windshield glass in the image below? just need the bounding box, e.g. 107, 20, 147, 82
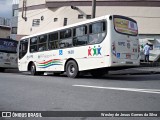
114, 16, 138, 36
0, 38, 18, 53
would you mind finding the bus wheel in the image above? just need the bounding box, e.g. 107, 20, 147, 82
90, 69, 107, 78
66, 60, 79, 78
30, 63, 37, 75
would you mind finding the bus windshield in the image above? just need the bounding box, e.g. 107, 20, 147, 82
0, 38, 18, 53
114, 16, 138, 36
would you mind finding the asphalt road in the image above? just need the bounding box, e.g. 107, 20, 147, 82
0, 71, 160, 120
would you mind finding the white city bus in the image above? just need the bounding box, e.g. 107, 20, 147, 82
0, 38, 18, 72
18, 15, 139, 78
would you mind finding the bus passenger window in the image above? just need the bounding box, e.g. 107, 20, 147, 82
39, 35, 47, 43
19, 39, 28, 59
89, 21, 106, 44
59, 39, 72, 48
38, 34, 47, 52
59, 29, 72, 48
48, 32, 59, 49
38, 43, 46, 51
73, 25, 88, 46
30, 45, 37, 53
60, 29, 71, 39
30, 37, 38, 52
30, 37, 38, 45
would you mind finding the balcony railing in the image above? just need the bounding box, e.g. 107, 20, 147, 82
0, 17, 10, 27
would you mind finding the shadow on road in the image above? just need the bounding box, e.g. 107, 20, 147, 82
1, 69, 160, 82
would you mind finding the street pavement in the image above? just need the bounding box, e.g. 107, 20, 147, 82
0, 68, 160, 120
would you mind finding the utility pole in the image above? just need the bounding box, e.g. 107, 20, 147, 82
92, 0, 96, 18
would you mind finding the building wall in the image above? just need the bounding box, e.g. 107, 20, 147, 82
10, 4, 19, 40
17, 0, 160, 41
0, 26, 10, 38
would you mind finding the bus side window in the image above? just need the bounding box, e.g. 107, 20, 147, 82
19, 39, 28, 59
48, 32, 59, 50
73, 25, 88, 46
38, 34, 47, 51
59, 29, 72, 48
88, 21, 106, 44
30, 37, 38, 52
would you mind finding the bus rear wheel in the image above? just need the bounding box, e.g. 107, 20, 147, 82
66, 60, 79, 78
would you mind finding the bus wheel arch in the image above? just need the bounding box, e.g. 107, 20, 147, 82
65, 58, 79, 78
28, 61, 34, 71
28, 61, 38, 75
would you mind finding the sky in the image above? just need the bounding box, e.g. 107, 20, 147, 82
0, 0, 12, 18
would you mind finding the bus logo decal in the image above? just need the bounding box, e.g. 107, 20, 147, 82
88, 46, 101, 56
38, 59, 63, 68
59, 50, 63, 55
117, 53, 120, 58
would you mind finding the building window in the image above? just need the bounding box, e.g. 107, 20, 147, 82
13, 9, 18, 17
11, 27, 17, 34
78, 14, 83, 19
32, 19, 40, 26
86, 15, 92, 19
63, 18, 68, 26
54, 18, 58, 22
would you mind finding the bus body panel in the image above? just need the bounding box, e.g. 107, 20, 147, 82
18, 15, 140, 75
110, 16, 140, 67
0, 52, 17, 69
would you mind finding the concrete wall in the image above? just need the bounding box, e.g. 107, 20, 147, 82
10, 4, 19, 40
17, 6, 160, 35
17, 0, 160, 42
0, 26, 10, 38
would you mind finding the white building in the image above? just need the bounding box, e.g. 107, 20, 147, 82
0, 17, 10, 38
10, 0, 19, 40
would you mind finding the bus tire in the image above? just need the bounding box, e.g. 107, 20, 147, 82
90, 69, 107, 78
66, 60, 79, 78
30, 63, 38, 75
